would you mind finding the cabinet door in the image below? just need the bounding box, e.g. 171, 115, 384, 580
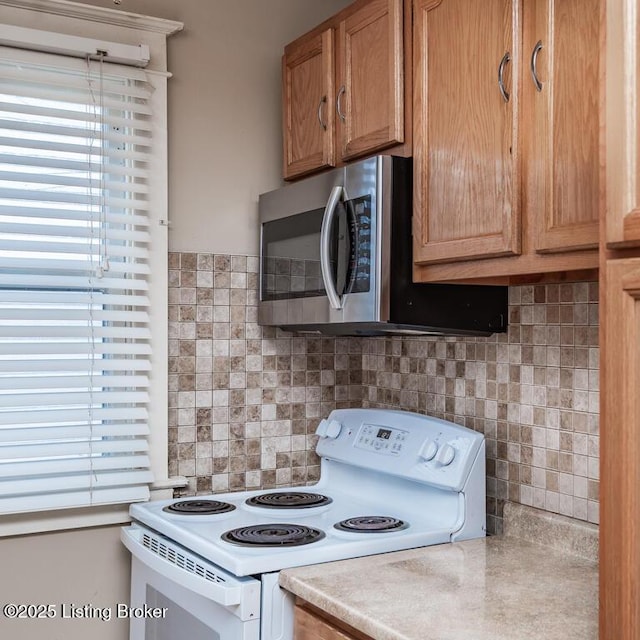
605, 0, 640, 248
294, 605, 363, 640
283, 29, 335, 180
524, 0, 599, 253
413, 0, 521, 265
601, 258, 640, 639
336, 0, 404, 161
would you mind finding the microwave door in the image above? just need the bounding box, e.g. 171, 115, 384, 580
260, 199, 346, 327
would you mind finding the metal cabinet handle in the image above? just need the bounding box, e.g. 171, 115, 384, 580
530, 40, 543, 92
498, 52, 511, 102
336, 85, 346, 122
317, 95, 327, 130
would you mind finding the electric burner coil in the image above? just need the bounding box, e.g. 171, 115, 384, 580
245, 491, 332, 509
333, 516, 409, 533
222, 524, 325, 547
163, 500, 236, 515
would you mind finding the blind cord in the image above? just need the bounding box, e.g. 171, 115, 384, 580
85, 53, 108, 495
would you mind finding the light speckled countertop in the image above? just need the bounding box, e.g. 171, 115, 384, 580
279, 504, 598, 640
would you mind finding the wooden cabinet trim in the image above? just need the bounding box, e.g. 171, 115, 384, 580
412, 248, 598, 283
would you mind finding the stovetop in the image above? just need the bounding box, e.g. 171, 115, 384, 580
129, 408, 486, 576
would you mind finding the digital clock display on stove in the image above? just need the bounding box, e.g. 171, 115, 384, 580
355, 424, 407, 455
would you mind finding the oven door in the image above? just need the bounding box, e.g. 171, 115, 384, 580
121, 525, 261, 640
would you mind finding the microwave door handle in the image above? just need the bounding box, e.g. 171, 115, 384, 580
320, 185, 344, 310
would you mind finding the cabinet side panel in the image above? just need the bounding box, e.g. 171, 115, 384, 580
600, 259, 640, 639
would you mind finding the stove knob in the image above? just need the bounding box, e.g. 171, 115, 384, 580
325, 419, 343, 439
418, 439, 438, 461
436, 443, 456, 466
315, 419, 329, 438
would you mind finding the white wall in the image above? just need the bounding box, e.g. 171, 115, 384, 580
81, 0, 352, 255
0, 3, 351, 640
0, 525, 130, 640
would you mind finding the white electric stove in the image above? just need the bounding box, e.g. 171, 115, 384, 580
121, 408, 486, 640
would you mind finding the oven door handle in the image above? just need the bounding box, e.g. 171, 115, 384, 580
121, 525, 243, 606
320, 185, 344, 310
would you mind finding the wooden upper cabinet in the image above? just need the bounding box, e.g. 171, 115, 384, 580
282, 0, 407, 181
412, 0, 600, 282
412, 0, 521, 265
524, 0, 600, 253
283, 29, 335, 180
604, 0, 640, 248
336, 0, 404, 161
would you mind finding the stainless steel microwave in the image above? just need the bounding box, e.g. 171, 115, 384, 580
258, 155, 507, 336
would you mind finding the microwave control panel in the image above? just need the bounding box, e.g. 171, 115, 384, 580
346, 195, 371, 294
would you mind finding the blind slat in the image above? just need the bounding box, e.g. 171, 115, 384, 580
0, 291, 149, 306
0, 438, 149, 458
0, 390, 149, 408
0, 406, 148, 426
0, 439, 148, 460
0, 326, 151, 339
0, 273, 149, 291
0, 101, 153, 132
0, 486, 150, 514
0, 256, 150, 275
1, 456, 151, 480
0, 343, 152, 356
0, 240, 149, 259
0, 359, 151, 373
0, 221, 150, 242
0, 374, 150, 391
0, 422, 150, 442
0, 118, 151, 148
0, 470, 154, 497
0, 155, 149, 181
0, 170, 150, 196
0, 135, 151, 163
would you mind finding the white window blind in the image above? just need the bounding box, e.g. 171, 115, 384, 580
0, 46, 154, 514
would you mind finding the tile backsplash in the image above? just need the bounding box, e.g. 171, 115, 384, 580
169, 253, 599, 534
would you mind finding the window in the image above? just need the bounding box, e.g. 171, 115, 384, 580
0, 38, 167, 519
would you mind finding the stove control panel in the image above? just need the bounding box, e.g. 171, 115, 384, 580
354, 423, 408, 455
316, 408, 485, 492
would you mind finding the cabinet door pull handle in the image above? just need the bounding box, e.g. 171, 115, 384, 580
530, 40, 543, 92
498, 52, 511, 102
336, 85, 346, 122
317, 95, 327, 130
